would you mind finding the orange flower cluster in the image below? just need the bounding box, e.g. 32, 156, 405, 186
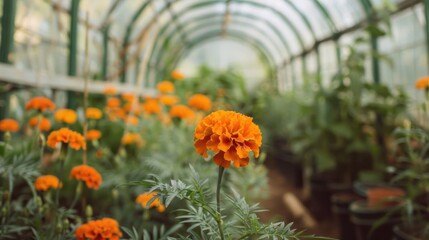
34, 175, 62, 191
106, 98, 121, 109
55, 109, 77, 124
125, 116, 139, 126
26, 96, 56, 112
86, 130, 102, 141
416, 76, 429, 90
29, 117, 51, 131
142, 99, 161, 115
75, 218, 122, 240
170, 105, 195, 120
136, 192, 165, 213
188, 94, 212, 111
194, 110, 262, 168
0, 118, 19, 132
86, 108, 103, 120
70, 165, 102, 189
103, 86, 118, 95
159, 95, 179, 106
171, 70, 185, 80
121, 92, 136, 102
121, 133, 143, 145
157, 81, 175, 94
47, 128, 86, 150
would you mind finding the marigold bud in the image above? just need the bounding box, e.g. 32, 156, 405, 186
3, 131, 11, 143
85, 205, 93, 218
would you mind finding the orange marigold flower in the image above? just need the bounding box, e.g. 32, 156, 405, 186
188, 94, 212, 111
47, 128, 86, 150
159, 95, 179, 106
157, 81, 175, 94
121, 92, 136, 102
106, 98, 121, 109
121, 132, 144, 145
0, 118, 20, 132
34, 175, 62, 191
86, 107, 103, 120
125, 115, 139, 126
86, 130, 102, 141
142, 99, 161, 115
55, 109, 78, 124
28, 117, 51, 132
107, 108, 126, 121
194, 110, 262, 168
75, 218, 122, 240
70, 165, 102, 189
26, 96, 56, 112
170, 105, 195, 120
136, 192, 166, 213
416, 76, 429, 90
103, 86, 118, 95
170, 70, 185, 80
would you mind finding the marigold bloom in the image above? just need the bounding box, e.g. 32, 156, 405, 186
194, 110, 262, 168
75, 218, 122, 240
121, 132, 143, 145
34, 175, 62, 191
86, 130, 102, 141
55, 109, 78, 124
28, 117, 51, 131
157, 81, 175, 94
125, 115, 139, 126
47, 128, 86, 150
70, 165, 102, 189
103, 86, 118, 95
26, 97, 55, 112
106, 98, 121, 109
142, 99, 161, 115
107, 108, 126, 121
170, 105, 195, 120
188, 94, 212, 111
0, 118, 20, 132
170, 70, 185, 80
121, 92, 136, 102
416, 76, 429, 89
136, 192, 166, 213
85, 108, 103, 120
159, 95, 179, 106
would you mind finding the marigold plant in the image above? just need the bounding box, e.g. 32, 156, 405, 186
188, 94, 212, 111
26, 96, 56, 112
121, 92, 136, 102
0, 118, 20, 132
103, 86, 118, 95
170, 70, 185, 80
121, 132, 144, 145
47, 128, 86, 150
170, 105, 195, 120
34, 175, 62, 191
142, 99, 161, 115
28, 117, 51, 131
194, 110, 262, 168
86, 107, 103, 120
54, 109, 78, 124
106, 97, 121, 109
75, 218, 122, 240
86, 129, 102, 141
157, 81, 175, 94
136, 192, 166, 213
159, 95, 179, 106
416, 76, 429, 89
70, 164, 102, 189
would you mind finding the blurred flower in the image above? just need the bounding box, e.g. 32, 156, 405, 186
29, 117, 51, 132
107, 108, 126, 121
142, 99, 161, 115
34, 175, 62, 191
157, 81, 175, 94
121, 132, 144, 145
47, 128, 86, 150
86, 130, 101, 141
125, 115, 139, 126
86, 107, 103, 120
159, 95, 179, 106
106, 98, 121, 109
170, 70, 185, 80
26, 96, 55, 112
103, 86, 118, 95
416, 76, 429, 89
188, 94, 212, 111
75, 218, 122, 240
194, 110, 262, 168
121, 92, 136, 102
70, 165, 102, 189
0, 118, 19, 132
136, 192, 166, 213
170, 105, 195, 120
55, 109, 77, 124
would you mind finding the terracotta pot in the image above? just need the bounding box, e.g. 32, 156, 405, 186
367, 187, 405, 207
331, 192, 363, 240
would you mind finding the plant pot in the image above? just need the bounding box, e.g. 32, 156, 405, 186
393, 224, 427, 240
331, 192, 363, 240
279, 154, 303, 188
350, 200, 401, 240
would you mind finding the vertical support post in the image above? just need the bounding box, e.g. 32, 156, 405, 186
0, 0, 17, 124
424, 0, 429, 70
67, 0, 80, 108
334, 38, 342, 77
101, 25, 110, 79
315, 44, 322, 86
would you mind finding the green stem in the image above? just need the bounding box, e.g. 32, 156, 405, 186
216, 166, 225, 240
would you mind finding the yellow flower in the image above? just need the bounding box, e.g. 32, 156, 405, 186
55, 109, 77, 124
157, 81, 175, 94
86, 108, 103, 120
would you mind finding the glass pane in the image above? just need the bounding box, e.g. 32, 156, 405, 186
318, 0, 365, 29
293, 0, 332, 39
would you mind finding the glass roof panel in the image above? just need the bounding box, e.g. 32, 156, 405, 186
293, 1, 332, 39
318, 0, 365, 29
79, 0, 116, 26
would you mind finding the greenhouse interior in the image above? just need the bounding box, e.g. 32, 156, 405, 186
1, 0, 429, 239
